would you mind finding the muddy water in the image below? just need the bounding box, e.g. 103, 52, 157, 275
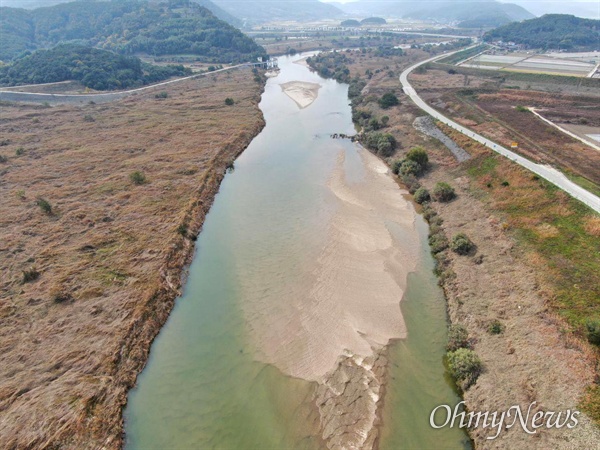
124, 54, 468, 449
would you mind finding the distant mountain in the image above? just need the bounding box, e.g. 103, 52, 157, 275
190, 0, 244, 27
484, 14, 600, 50
0, 0, 244, 27
337, 0, 534, 26
500, 1, 599, 20
0, 0, 265, 62
210, 0, 343, 24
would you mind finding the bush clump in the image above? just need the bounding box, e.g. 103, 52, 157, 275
429, 232, 449, 254
432, 182, 455, 202
450, 233, 474, 255
378, 92, 399, 109
36, 197, 52, 215
129, 171, 147, 185
400, 174, 420, 194
447, 348, 483, 390
447, 323, 470, 352
399, 159, 422, 176
585, 320, 600, 345
155, 91, 168, 99
364, 132, 397, 157
488, 319, 505, 335
414, 187, 430, 204
405, 146, 429, 167
22, 267, 40, 283
224, 97, 234, 105
50, 285, 73, 304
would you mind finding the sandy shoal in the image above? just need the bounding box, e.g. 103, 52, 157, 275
280, 81, 321, 109
247, 146, 420, 382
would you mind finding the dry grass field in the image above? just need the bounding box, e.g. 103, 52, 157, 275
411, 68, 600, 193
0, 70, 265, 449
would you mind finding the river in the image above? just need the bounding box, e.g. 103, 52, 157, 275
124, 53, 470, 449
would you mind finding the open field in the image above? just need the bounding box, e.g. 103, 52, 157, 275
410, 68, 600, 193
253, 32, 450, 56
459, 51, 596, 77
0, 70, 265, 449
313, 49, 600, 445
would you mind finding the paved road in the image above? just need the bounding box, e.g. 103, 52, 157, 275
0, 64, 247, 105
399, 49, 600, 214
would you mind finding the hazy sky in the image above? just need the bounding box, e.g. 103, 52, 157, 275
320, 0, 599, 19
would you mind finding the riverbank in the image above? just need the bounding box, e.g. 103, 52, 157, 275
0, 71, 266, 449
307, 47, 600, 448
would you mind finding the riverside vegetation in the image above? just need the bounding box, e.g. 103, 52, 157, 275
0, 68, 266, 449
308, 45, 600, 447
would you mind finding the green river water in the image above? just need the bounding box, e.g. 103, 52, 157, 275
124, 53, 470, 450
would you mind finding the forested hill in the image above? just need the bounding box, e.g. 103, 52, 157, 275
484, 14, 600, 50
0, 0, 266, 63
0, 44, 192, 90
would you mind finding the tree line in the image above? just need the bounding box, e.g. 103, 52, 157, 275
0, 44, 191, 90
484, 14, 600, 51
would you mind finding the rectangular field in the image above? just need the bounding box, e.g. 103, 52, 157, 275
459, 52, 595, 77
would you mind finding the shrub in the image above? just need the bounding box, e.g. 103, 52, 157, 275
83, 114, 95, 122
516, 105, 528, 112
36, 197, 52, 215
447, 324, 470, 352
377, 139, 392, 157
585, 320, 600, 345
364, 132, 397, 157
177, 223, 188, 237
155, 91, 168, 99
450, 233, 474, 255
432, 182, 455, 202
391, 159, 403, 175
130, 171, 147, 185
15, 147, 24, 156
414, 187, 430, 204
400, 160, 422, 176
422, 204, 437, 222
448, 68, 457, 75
50, 285, 72, 304
429, 233, 449, 254
406, 146, 429, 167
22, 267, 40, 283
0, 155, 7, 163
400, 174, 420, 194
447, 348, 482, 389
381, 115, 389, 126
378, 92, 399, 109
368, 118, 380, 130
488, 319, 505, 335
225, 97, 234, 106
501, 181, 510, 187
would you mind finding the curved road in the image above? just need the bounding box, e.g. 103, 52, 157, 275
400, 49, 600, 214
0, 64, 247, 105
